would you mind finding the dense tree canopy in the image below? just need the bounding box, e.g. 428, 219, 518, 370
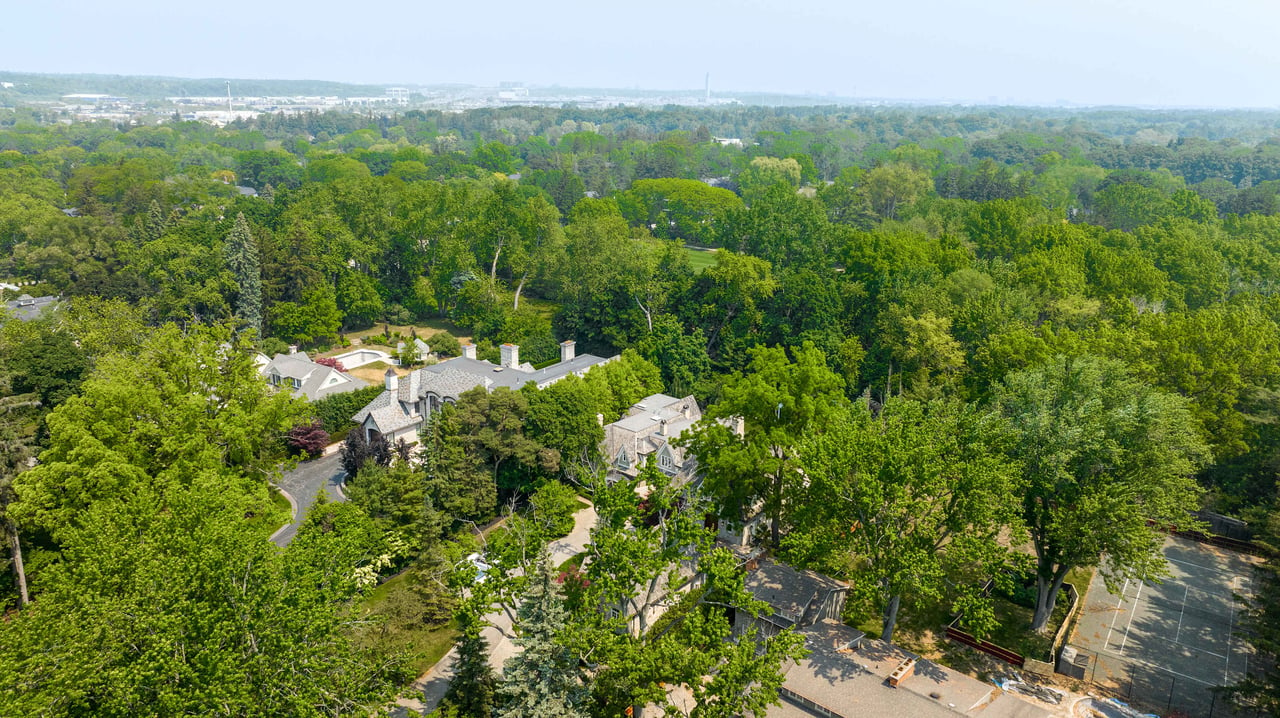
7, 101, 1280, 711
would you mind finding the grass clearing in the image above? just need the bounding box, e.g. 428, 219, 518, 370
347, 360, 413, 384
684, 246, 719, 274
339, 320, 471, 348
518, 295, 560, 322
354, 571, 459, 677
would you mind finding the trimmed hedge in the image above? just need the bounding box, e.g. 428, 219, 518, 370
311, 385, 385, 434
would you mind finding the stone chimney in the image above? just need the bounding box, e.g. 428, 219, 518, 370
658, 418, 668, 436
461, 341, 477, 360
287, 345, 298, 355
500, 343, 519, 369
384, 367, 397, 392
560, 340, 576, 363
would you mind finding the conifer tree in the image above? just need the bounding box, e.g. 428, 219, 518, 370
496, 557, 587, 718
143, 199, 167, 242
224, 212, 263, 334
441, 609, 498, 718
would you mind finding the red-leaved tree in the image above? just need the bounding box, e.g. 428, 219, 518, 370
315, 357, 347, 372
287, 420, 330, 458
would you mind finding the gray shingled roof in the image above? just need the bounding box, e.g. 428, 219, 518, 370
352, 390, 418, 434
602, 394, 702, 481
261, 352, 366, 402
351, 351, 616, 436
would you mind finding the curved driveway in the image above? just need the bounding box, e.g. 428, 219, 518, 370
270, 452, 347, 547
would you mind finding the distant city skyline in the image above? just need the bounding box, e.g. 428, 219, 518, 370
5, 0, 1279, 109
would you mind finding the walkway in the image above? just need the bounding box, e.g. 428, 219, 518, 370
270, 452, 347, 547
392, 500, 598, 716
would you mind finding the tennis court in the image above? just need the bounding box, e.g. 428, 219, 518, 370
1071, 536, 1258, 717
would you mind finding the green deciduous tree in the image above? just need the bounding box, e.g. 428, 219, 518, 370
992, 356, 1211, 631
336, 270, 384, 330
270, 283, 343, 348
688, 250, 778, 366
0, 475, 406, 717
788, 398, 1022, 642
11, 323, 304, 542
860, 163, 933, 220
682, 342, 845, 545
581, 461, 711, 636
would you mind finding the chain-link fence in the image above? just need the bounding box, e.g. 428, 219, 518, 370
1120, 661, 1257, 718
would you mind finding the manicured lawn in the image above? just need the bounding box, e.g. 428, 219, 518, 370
354, 571, 459, 677
347, 360, 414, 384
684, 246, 719, 273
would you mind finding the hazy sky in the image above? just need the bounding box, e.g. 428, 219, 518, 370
5, 0, 1279, 107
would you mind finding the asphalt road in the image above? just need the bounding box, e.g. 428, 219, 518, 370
270, 452, 347, 547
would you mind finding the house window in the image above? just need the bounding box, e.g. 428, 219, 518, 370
290, 377, 301, 389
615, 447, 631, 471
659, 453, 675, 474
268, 372, 280, 386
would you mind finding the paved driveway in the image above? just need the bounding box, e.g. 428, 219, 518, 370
270, 453, 347, 547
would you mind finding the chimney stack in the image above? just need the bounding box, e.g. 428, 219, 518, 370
559, 339, 576, 363
288, 345, 298, 355
461, 341, 477, 360
500, 343, 519, 369
384, 367, 397, 392
658, 418, 668, 436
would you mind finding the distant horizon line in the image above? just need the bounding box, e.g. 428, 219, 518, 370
2, 69, 1278, 113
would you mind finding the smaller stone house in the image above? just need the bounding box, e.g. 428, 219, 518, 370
601, 394, 704, 486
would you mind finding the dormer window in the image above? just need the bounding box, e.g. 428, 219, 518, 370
657, 445, 677, 475
615, 446, 631, 471
290, 377, 301, 389
659, 453, 675, 474
268, 372, 281, 386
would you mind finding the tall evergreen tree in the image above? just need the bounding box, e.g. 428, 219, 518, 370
441, 609, 498, 718
143, 199, 167, 242
496, 557, 586, 718
224, 212, 263, 334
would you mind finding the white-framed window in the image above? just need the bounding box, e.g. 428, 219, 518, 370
615, 447, 631, 471
290, 377, 302, 389
657, 445, 677, 475
268, 372, 280, 386
659, 452, 675, 474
